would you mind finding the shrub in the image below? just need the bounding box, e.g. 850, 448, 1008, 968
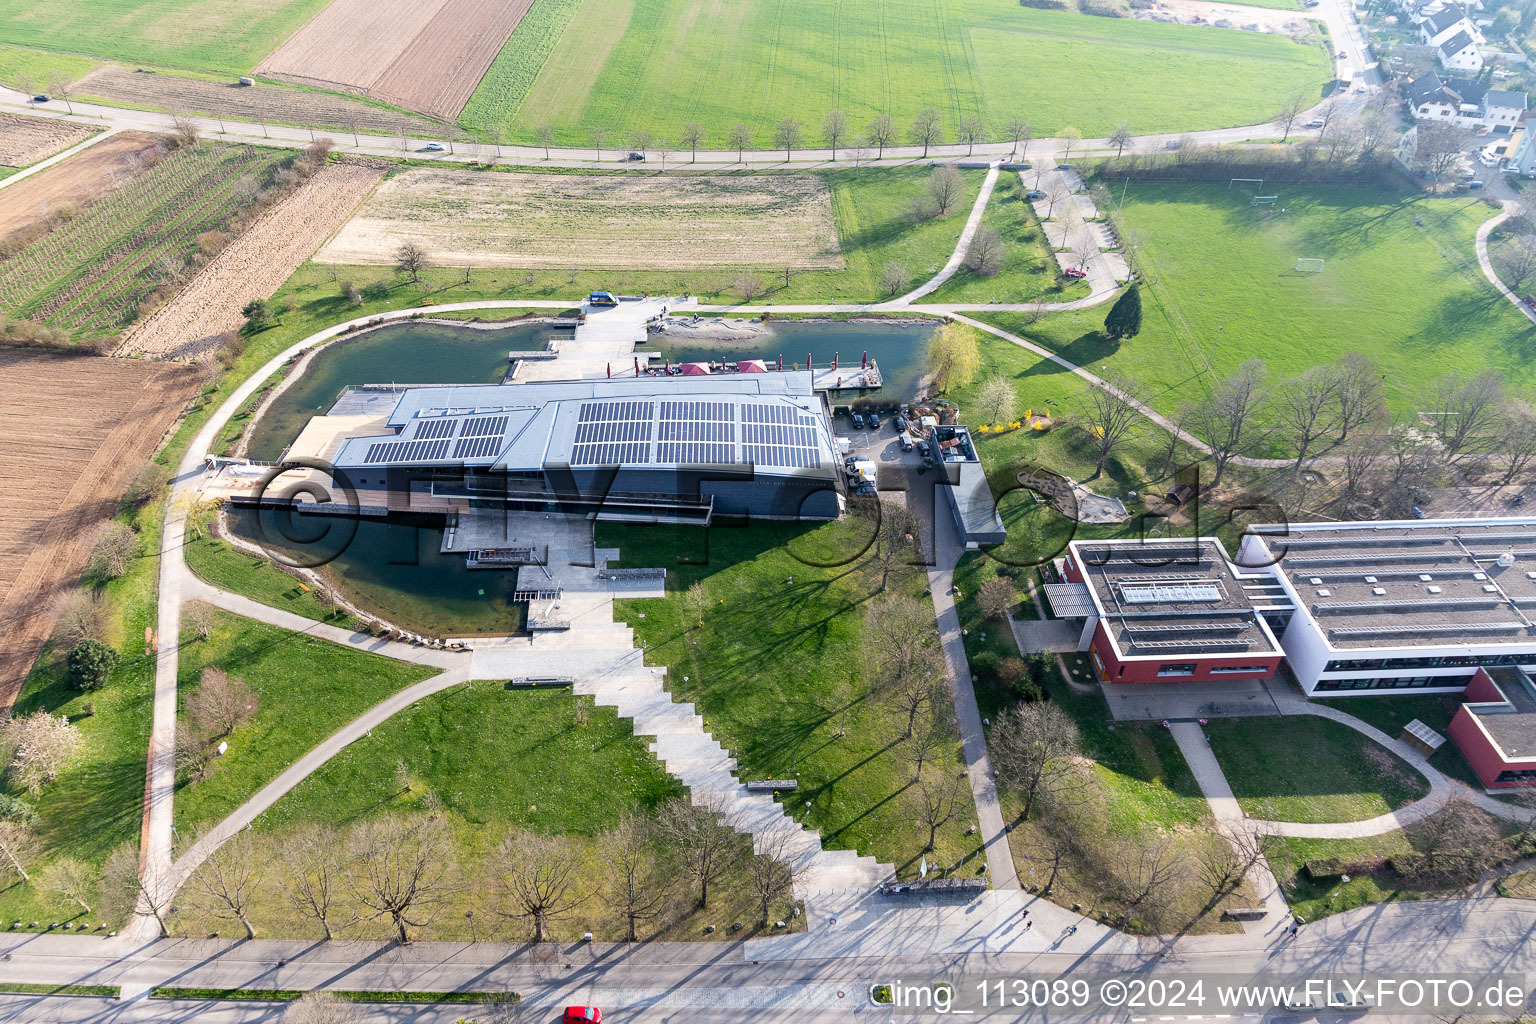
1303, 859, 1344, 881
67, 639, 119, 691
0, 795, 39, 829
88, 522, 139, 580
125, 462, 170, 505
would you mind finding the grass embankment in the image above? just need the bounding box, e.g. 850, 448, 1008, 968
465, 0, 1329, 144
599, 516, 982, 877
1207, 716, 1430, 824
929, 177, 1090, 305
172, 609, 436, 834
1316, 694, 1491, 793
183, 535, 361, 629
287, 165, 985, 306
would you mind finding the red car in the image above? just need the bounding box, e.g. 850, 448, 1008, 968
1063, 267, 1088, 279
564, 1008, 602, 1024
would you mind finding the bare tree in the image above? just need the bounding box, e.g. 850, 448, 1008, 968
654, 136, 674, 171
869, 500, 917, 593
1044, 177, 1072, 220
39, 856, 95, 914
53, 591, 104, 649
867, 114, 896, 159
89, 521, 139, 580
910, 107, 944, 157
0, 821, 36, 883
1430, 369, 1505, 458
1196, 826, 1271, 913
2, 712, 82, 795
171, 112, 201, 149
280, 823, 349, 940
103, 841, 174, 937
1109, 123, 1132, 157
187, 666, 258, 741
629, 129, 653, 159
590, 125, 608, 162
1340, 432, 1390, 498
976, 374, 1017, 426
1278, 363, 1347, 471
1058, 125, 1082, 164
956, 114, 988, 156
849, 137, 871, 178
658, 793, 742, 909
599, 811, 670, 942
1408, 797, 1500, 877
865, 595, 945, 737
349, 815, 454, 943
283, 991, 362, 1024
747, 823, 797, 927
185, 829, 266, 939
1354, 109, 1394, 160
927, 165, 965, 216
183, 601, 215, 643
680, 121, 705, 162
394, 242, 428, 284
1498, 401, 1536, 485
964, 224, 1005, 277
989, 702, 1082, 821
1111, 837, 1181, 929
1186, 359, 1268, 488
1334, 352, 1386, 445
727, 123, 753, 162
1081, 372, 1144, 479
1272, 91, 1308, 142
773, 117, 803, 161
1496, 235, 1536, 293
898, 716, 948, 782
535, 123, 554, 160
733, 272, 765, 303
978, 576, 1015, 621
1417, 121, 1467, 180
879, 260, 910, 296
492, 830, 587, 943
1004, 116, 1032, 161
909, 769, 962, 853
47, 72, 75, 116
821, 109, 849, 160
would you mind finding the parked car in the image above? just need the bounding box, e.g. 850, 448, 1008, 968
1025, 189, 1046, 200
898, 431, 915, 452
1303, 0, 1319, 7
1337, 49, 1347, 57
1328, 993, 1371, 1013
1304, 118, 1325, 129
1411, 505, 1427, 519
893, 414, 908, 432
1468, 179, 1486, 189
1063, 267, 1088, 279
564, 1008, 602, 1024
627, 151, 646, 161
851, 412, 865, 429
421, 142, 446, 152
854, 482, 877, 497
868, 411, 881, 429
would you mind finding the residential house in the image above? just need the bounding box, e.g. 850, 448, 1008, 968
1439, 29, 1486, 73
1482, 88, 1527, 132
1404, 74, 1524, 132
1420, 3, 1484, 47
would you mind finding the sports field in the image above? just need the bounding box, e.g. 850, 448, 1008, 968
462, 0, 1331, 144
979, 184, 1536, 432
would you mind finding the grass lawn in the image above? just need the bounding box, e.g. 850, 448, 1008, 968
1208, 715, 1430, 823
1317, 693, 1497, 793
183, 534, 362, 629
0, 0, 333, 77
173, 609, 436, 835
979, 184, 1536, 454
464, 0, 1329, 145
598, 516, 982, 878
283, 164, 983, 306
928, 176, 1090, 305
0, 45, 100, 91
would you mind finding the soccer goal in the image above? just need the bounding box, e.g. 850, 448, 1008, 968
1230, 177, 1264, 189
1252, 195, 1278, 207
1296, 257, 1325, 273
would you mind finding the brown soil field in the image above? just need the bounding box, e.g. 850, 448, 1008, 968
117, 159, 387, 360
256, 0, 529, 120
74, 66, 450, 138
0, 131, 162, 241
0, 349, 200, 708
316, 169, 846, 270
0, 113, 97, 169
370, 0, 535, 119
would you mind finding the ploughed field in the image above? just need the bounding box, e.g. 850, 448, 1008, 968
0, 132, 163, 242
0, 112, 96, 169
315, 169, 845, 270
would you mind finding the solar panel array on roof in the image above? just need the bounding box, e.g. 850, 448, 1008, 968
654, 400, 735, 465
739, 402, 821, 469
413, 417, 458, 440
461, 415, 509, 438
364, 438, 452, 463
1120, 582, 1222, 604
572, 400, 654, 466
453, 435, 501, 460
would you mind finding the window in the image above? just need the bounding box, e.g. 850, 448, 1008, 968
1314, 675, 1466, 692
1157, 663, 1197, 678
1210, 665, 1271, 675
1496, 769, 1536, 783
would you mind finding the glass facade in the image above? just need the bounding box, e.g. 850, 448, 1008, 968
1322, 653, 1535, 672
1497, 768, 1536, 783
1313, 675, 1469, 692
1157, 663, 1197, 677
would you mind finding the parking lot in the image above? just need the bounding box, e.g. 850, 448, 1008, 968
833, 411, 941, 564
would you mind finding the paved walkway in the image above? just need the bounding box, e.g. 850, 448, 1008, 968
894, 162, 1001, 304
0, 125, 117, 192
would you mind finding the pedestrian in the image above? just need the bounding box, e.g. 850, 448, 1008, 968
1026, 920, 1033, 931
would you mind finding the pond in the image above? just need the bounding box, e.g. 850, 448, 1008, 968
245, 320, 555, 461
222, 506, 525, 636
647, 320, 935, 403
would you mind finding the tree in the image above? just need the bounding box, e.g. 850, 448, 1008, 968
1334, 352, 1386, 445
821, 109, 849, 160
879, 260, 910, 296
1340, 432, 1390, 498
1430, 369, 1504, 458
38, 856, 95, 915
280, 824, 348, 940
727, 123, 753, 162
1496, 236, 1536, 293
866, 595, 945, 737
0, 821, 36, 884
47, 72, 75, 116
1273, 91, 1308, 142
89, 521, 139, 580
867, 114, 896, 159
589, 125, 608, 161
283, 992, 362, 1024
977, 576, 1015, 621
910, 107, 944, 157
733, 272, 765, 303
1081, 371, 1144, 479
188, 666, 258, 740
53, 591, 103, 649
343, 280, 362, 306
1498, 401, 1536, 485
1109, 123, 1132, 157
599, 812, 670, 942
1417, 121, 1467, 180
868, 500, 917, 593
186, 829, 266, 939
535, 122, 554, 160
747, 824, 797, 928
654, 136, 674, 171
1186, 359, 1268, 488
1278, 363, 1347, 471
1058, 125, 1082, 164
66, 639, 118, 692
103, 841, 174, 938
171, 113, 201, 150
926, 321, 981, 393
1004, 116, 1032, 161
926, 165, 964, 216
898, 716, 947, 782
184, 601, 215, 642
126, 461, 170, 505
956, 114, 987, 156
773, 117, 803, 161
909, 769, 962, 853
849, 137, 871, 178
1197, 826, 1271, 914
1354, 109, 1394, 160
1408, 797, 1500, 877
657, 793, 741, 909
492, 830, 586, 943
680, 121, 705, 162
1103, 284, 1142, 340
990, 702, 1082, 821
629, 129, 653, 158
349, 815, 454, 943
964, 224, 1005, 277
394, 242, 429, 285
1110, 837, 1181, 929
976, 374, 1017, 426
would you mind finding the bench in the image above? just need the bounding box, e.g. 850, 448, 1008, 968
745, 780, 797, 793
1221, 907, 1269, 922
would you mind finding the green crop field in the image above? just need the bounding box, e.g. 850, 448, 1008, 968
0, 0, 332, 77
463, 0, 1330, 145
